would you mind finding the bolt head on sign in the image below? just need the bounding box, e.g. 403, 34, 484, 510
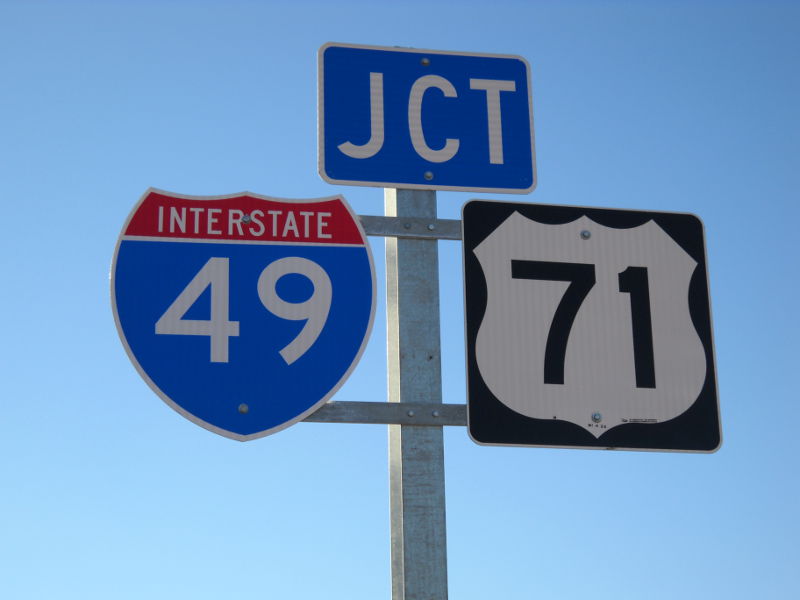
111, 189, 376, 440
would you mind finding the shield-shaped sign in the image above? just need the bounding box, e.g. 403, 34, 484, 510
111, 189, 376, 441
462, 200, 720, 452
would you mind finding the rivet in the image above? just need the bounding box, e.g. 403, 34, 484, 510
424, 171, 434, 181
238, 403, 250, 414
432, 410, 440, 418
403, 222, 412, 229
241, 214, 251, 224
421, 57, 430, 66
427, 223, 435, 231
407, 410, 416, 417
580, 230, 591, 240
591, 412, 602, 423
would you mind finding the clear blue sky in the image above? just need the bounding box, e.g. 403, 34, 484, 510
1, 1, 797, 599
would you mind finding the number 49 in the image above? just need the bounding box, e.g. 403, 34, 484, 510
155, 256, 332, 364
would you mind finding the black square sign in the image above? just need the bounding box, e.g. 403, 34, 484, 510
462, 200, 721, 452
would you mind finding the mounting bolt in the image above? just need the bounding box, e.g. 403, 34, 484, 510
427, 223, 435, 231
424, 171, 434, 181
407, 410, 416, 417
241, 214, 251, 224
591, 412, 602, 423
238, 403, 250, 414
421, 57, 430, 66
432, 410, 440, 418
581, 230, 591, 240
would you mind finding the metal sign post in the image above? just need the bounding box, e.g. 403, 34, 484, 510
303, 189, 463, 600
385, 188, 447, 600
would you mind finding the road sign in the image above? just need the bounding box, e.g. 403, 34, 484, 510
111, 189, 376, 441
462, 200, 721, 452
319, 42, 535, 193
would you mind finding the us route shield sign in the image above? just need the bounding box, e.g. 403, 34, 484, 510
111, 189, 376, 441
462, 200, 721, 452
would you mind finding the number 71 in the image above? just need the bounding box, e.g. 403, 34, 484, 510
511, 260, 656, 388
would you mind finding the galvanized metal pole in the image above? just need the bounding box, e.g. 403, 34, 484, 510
384, 188, 448, 600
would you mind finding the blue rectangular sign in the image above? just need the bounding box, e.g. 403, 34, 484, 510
318, 43, 536, 194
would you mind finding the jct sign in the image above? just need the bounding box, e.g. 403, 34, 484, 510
319, 43, 535, 193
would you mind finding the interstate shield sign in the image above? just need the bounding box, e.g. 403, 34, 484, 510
112, 189, 376, 441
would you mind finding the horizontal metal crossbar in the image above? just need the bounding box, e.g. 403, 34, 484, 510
359, 215, 462, 240
303, 401, 467, 426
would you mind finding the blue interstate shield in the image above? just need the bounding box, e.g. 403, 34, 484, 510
111, 189, 376, 440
